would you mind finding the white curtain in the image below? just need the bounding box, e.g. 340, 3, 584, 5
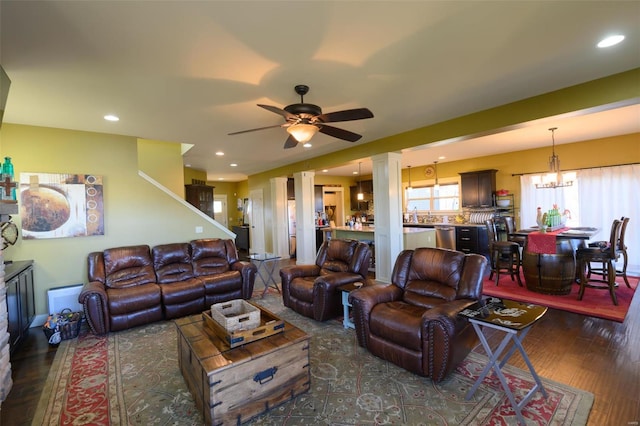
521, 164, 639, 275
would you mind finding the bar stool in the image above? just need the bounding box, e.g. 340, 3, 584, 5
576, 219, 622, 305
485, 219, 522, 286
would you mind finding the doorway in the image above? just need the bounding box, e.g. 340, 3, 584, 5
323, 187, 344, 227
213, 194, 228, 228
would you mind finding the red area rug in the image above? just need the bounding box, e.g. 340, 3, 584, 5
482, 273, 638, 323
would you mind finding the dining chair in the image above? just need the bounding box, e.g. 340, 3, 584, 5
587, 217, 630, 288
485, 219, 522, 286
576, 219, 622, 305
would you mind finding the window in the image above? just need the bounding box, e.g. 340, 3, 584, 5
213, 200, 223, 215
406, 183, 460, 212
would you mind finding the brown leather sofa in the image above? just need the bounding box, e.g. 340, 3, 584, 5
349, 247, 488, 383
79, 238, 256, 334
280, 238, 371, 321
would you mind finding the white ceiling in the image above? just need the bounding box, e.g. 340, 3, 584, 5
1, 1, 639, 180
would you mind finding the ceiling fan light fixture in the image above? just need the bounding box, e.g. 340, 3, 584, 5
286, 123, 319, 143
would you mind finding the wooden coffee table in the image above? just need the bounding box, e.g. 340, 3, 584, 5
175, 303, 310, 425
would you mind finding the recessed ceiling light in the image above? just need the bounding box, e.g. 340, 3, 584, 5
322, 169, 329, 173
438, 156, 446, 160
230, 163, 238, 167
303, 143, 312, 148
597, 35, 625, 48
218, 178, 224, 181
215, 151, 224, 156
353, 171, 358, 175
104, 114, 119, 122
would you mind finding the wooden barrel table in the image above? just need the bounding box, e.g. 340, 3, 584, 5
523, 238, 578, 295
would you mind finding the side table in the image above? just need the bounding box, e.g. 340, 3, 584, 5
249, 253, 282, 298
337, 282, 364, 329
459, 297, 548, 425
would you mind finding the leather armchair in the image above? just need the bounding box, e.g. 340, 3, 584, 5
152, 243, 205, 319
80, 245, 163, 334
280, 238, 371, 321
190, 238, 257, 305
349, 247, 488, 383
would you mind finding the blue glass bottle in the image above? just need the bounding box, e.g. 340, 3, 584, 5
2, 157, 15, 200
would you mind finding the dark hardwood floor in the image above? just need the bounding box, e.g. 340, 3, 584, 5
2, 269, 638, 425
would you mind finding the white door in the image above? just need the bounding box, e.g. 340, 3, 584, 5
249, 189, 265, 253
213, 194, 228, 228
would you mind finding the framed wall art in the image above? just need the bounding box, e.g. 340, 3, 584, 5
19, 172, 104, 239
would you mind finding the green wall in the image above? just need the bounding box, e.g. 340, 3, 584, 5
0, 124, 231, 316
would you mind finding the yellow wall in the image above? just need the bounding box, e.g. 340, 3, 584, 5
400, 133, 640, 220
138, 138, 185, 195
0, 124, 231, 315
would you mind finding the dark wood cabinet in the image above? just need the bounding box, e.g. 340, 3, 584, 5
455, 226, 489, 260
314, 185, 324, 213
460, 170, 496, 207
232, 225, 250, 252
185, 184, 215, 218
349, 180, 373, 210
6, 260, 35, 355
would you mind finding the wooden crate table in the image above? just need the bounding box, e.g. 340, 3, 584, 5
175, 303, 310, 425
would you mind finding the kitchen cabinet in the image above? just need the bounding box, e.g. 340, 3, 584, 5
455, 226, 489, 260
460, 170, 496, 207
6, 260, 35, 355
185, 184, 215, 218
314, 185, 324, 213
350, 180, 373, 210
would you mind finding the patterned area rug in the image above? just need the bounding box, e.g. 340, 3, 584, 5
33, 293, 593, 425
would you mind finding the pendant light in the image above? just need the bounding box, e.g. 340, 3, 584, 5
535, 127, 573, 189
433, 161, 440, 190
357, 162, 364, 200
407, 165, 412, 191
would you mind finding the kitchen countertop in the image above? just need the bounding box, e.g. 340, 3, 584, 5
333, 226, 434, 234
402, 223, 487, 228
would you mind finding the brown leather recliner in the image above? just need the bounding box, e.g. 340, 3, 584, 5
190, 238, 257, 305
280, 238, 371, 321
82, 245, 164, 334
152, 243, 205, 319
349, 247, 488, 383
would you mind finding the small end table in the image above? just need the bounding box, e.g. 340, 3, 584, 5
249, 253, 282, 298
337, 282, 364, 329
459, 297, 548, 425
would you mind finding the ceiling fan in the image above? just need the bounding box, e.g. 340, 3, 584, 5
228, 84, 374, 149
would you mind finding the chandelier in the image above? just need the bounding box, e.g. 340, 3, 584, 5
535, 127, 573, 189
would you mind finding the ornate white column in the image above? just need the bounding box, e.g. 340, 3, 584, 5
270, 177, 289, 258
293, 171, 316, 265
371, 152, 403, 283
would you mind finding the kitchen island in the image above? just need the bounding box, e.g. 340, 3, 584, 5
332, 226, 436, 250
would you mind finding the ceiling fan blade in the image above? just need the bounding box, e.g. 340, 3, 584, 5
283, 135, 299, 149
228, 123, 284, 136
318, 125, 362, 142
258, 104, 298, 120
317, 108, 374, 123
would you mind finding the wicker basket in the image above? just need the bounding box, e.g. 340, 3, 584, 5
210, 299, 260, 332
43, 308, 83, 345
